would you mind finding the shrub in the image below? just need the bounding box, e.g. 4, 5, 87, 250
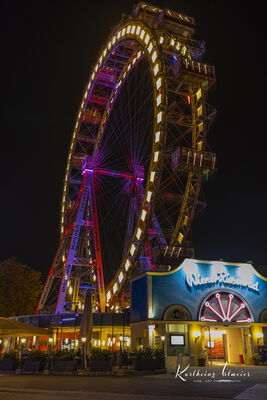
153, 348, 164, 360
1, 351, 18, 360
53, 349, 76, 361
25, 350, 47, 361
134, 347, 163, 360
91, 348, 112, 360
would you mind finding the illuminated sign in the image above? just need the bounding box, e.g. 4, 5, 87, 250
186, 270, 260, 293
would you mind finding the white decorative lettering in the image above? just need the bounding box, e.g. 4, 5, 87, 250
186, 271, 260, 293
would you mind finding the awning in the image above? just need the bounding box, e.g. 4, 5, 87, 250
0, 317, 48, 337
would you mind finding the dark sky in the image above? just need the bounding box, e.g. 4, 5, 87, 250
1, 0, 266, 280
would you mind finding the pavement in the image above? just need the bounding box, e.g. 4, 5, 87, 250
0, 365, 266, 400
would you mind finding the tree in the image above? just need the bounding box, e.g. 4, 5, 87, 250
0, 257, 42, 317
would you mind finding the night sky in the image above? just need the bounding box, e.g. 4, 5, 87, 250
1, 0, 266, 280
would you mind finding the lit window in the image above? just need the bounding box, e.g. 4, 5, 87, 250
113, 283, 118, 293
159, 36, 164, 44
119, 272, 124, 283
197, 105, 203, 116
170, 38, 175, 46
154, 64, 159, 76
146, 191, 152, 202
130, 244, 136, 256
157, 111, 162, 123
151, 51, 157, 63
117, 31, 121, 39
154, 151, 159, 162
150, 171, 156, 182
145, 34, 150, 44
196, 88, 202, 100
125, 259, 130, 271
131, 25, 136, 34
178, 232, 184, 243
198, 122, 204, 132
148, 43, 153, 53
122, 28, 126, 36
156, 77, 161, 89
140, 30, 145, 39
141, 209, 147, 221
127, 25, 131, 34
136, 228, 142, 240
155, 131, 160, 143
156, 94, 162, 106
136, 26, 141, 36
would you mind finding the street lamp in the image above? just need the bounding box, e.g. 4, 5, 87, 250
81, 337, 87, 369
160, 335, 166, 357
19, 338, 26, 369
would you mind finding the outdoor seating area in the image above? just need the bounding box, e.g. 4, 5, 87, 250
0, 347, 165, 375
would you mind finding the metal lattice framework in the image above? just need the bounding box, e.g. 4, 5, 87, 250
36, 2, 216, 315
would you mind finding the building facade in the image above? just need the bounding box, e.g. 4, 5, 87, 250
130, 259, 267, 370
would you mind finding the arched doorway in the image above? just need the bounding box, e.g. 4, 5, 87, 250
199, 291, 253, 364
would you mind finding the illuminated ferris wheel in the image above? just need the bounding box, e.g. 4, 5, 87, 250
36, 2, 216, 315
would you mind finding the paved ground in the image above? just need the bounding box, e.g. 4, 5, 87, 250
0, 365, 266, 400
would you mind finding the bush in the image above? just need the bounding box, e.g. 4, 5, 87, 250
153, 348, 164, 360
91, 348, 112, 360
1, 351, 18, 360
134, 347, 163, 360
53, 349, 76, 361
25, 350, 47, 361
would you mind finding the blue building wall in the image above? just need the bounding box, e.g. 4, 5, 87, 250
131, 276, 148, 322
131, 259, 267, 323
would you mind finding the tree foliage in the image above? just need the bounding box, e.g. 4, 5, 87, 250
0, 257, 42, 317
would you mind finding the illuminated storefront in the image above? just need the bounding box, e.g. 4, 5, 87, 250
130, 259, 267, 370
10, 313, 130, 353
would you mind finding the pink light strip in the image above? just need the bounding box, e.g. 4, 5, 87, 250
202, 317, 217, 322
236, 318, 251, 323
216, 295, 227, 320
228, 304, 244, 322
206, 303, 224, 321
226, 296, 233, 319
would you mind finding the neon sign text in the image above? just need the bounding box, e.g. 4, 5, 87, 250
186, 271, 259, 293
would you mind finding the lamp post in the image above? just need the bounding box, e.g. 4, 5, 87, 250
119, 336, 123, 368
45, 337, 53, 372
81, 337, 87, 369
160, 335, 166, 356
19, 338, 26, 369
